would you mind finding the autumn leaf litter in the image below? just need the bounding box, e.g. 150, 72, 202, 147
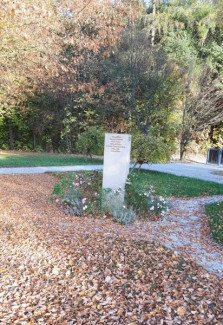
0, 174, 223, 324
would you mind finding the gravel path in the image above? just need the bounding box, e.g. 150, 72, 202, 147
132, 195, 223, 277
63, 195, 223, 278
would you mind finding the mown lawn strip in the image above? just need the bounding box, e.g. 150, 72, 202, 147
205, 201, 223, 245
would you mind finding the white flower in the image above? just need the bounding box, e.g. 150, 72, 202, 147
150, 206, 154, 211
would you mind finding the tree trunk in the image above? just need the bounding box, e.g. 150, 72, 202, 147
65, 134, 73, 153
179, 79, 190, 160
151, 0, 156, 46
8, 118, 15, 150
180, 106, 186, 160
180, 129, 191, 160
33, 133, 37, 151
180, 135, 186, 160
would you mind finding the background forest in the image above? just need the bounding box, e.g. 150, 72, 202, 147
0, 0, 222, 159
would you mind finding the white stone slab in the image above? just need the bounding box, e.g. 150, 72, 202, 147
102, 133, 131, 191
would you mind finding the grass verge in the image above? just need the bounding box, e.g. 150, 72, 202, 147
129, 169, 223, 197
53, 169, 223, 199
0, 151, 103, 167
205, 201, 223, 245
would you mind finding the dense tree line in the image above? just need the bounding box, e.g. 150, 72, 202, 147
0, 0, 222, 158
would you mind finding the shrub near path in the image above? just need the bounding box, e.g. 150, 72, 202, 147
0, 174, 223, 324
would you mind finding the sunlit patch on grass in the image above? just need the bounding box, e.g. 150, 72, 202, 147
0, 151, 103, 167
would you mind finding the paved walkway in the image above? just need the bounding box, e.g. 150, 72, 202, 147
140, 162, 223, 184
0, 165, 103, 174
0, 162, 223, 183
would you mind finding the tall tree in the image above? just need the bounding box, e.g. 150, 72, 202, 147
145, 0, 223, 158
0, 0, 61, 149
96, 25, 180, 140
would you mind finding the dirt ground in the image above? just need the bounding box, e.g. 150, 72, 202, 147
0, 174, 223, 324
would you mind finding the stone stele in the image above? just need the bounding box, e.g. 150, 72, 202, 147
102, 133, 131, 192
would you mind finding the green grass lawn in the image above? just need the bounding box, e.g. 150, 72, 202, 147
128, 169, 223, 197
0, 151, 103, 167
205, 201, 223, 245
54, 169, 223, 199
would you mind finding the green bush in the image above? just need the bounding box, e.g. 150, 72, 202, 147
51, 173, 138, 225
131, 134, 170, 165
76, 127, 104, 157
97, 188, 137, 225
52, 171, 102, 216
111, 205, 137, 225
126, 173, 168, 217
52, 170, 175, 225
52, 180, 84, 216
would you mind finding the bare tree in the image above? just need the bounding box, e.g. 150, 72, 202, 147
180, 68, 223, 159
